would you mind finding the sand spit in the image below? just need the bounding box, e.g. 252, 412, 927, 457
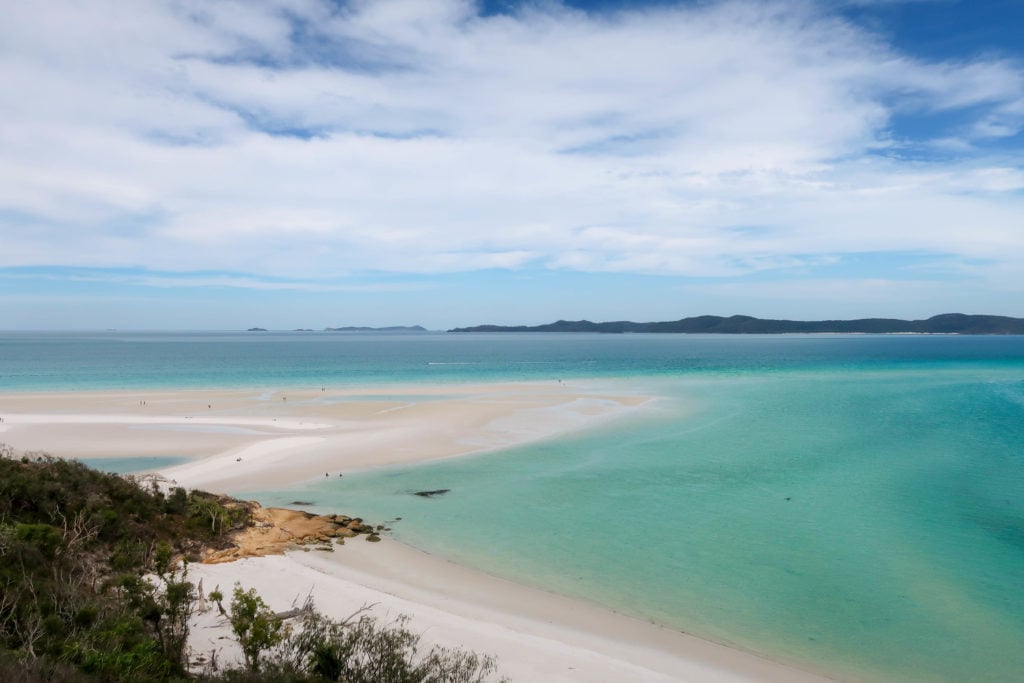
0, 381, 651, 492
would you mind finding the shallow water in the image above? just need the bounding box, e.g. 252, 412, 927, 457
4, 331, 1024, 681
76, 455, 189, 474
259, 368, 1024, 682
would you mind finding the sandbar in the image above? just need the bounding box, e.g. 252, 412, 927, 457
0, 381, 649, 492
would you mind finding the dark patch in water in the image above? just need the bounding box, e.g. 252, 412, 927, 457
412, 489, 450, 498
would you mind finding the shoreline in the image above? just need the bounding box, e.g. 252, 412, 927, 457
188, 537, 834, 682
0, 381, 835, 681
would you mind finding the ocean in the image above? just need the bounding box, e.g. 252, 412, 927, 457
3, 331, 1023, 682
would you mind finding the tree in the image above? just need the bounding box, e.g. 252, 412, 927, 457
228, 585, 284, 672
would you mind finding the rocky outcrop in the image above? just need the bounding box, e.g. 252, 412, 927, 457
202, 505, 379, 563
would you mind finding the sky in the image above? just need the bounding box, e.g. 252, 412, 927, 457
1, 0, 1023, 330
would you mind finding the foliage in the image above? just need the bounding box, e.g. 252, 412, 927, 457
0, 449, 506, 682
0, 452, 243, 679
265, 606, 505, 683
228, 586, 285, 672
0, 453, 250, 552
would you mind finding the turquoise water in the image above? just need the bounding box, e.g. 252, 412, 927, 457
3, 332, 1024, 681
3, 330, 1021, 390
77, 456, 188, 474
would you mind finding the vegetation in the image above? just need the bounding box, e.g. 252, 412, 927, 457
0, 448, 505, 682
227, 587, 285, 672
0, 448, 247, 680
262, 607, 503, 683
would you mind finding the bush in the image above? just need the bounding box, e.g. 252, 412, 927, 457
228, 586, 285, 672
269, 607, 505, 683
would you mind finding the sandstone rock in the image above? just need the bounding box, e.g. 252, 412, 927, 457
199, 502, 381, 563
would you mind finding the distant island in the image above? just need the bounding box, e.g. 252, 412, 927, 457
324, 325, 428, 333
450, 313, 1024, 335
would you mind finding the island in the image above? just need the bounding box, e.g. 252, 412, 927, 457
450, 313, 1024, 335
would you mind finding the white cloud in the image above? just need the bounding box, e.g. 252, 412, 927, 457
0, 0, 1022, 290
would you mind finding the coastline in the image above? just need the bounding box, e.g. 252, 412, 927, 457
0, 381, 834, 682
188, 538, 834, 682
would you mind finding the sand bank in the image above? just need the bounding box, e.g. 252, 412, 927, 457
0, 382, 649, 492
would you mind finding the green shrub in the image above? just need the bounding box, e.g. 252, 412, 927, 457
228, 586, 285, 672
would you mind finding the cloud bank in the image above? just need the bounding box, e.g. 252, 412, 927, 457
1, 0, 1022, 294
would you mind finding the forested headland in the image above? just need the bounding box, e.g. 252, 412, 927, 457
0, 448, 504, 682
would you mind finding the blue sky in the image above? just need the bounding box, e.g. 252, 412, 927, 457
1, 0, 1022, 329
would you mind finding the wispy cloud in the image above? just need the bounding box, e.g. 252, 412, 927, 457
0, 266, 435, 293
0, 0, 1021, 291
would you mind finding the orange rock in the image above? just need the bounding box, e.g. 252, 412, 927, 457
201, 502, 378, 563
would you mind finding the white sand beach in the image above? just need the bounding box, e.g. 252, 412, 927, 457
188, 540, 831, 682
0, 382, 833, 682
0, 382, 649, 492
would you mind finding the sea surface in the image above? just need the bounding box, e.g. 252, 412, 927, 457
3, 331, 1024, 682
